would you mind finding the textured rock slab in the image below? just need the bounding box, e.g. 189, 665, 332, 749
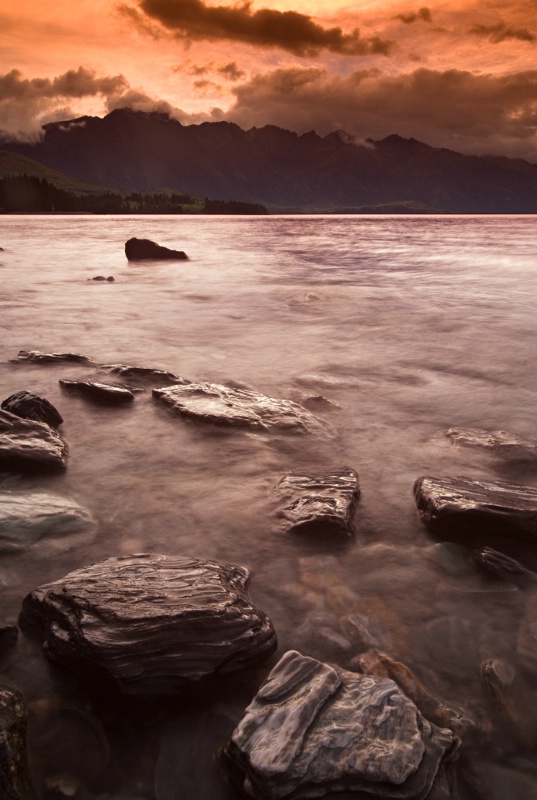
443, 428, 537, 462
101, 364, 189, 387
274, 467, 359, 537
125, 238, 188, 261
1, 390, 63, 428
9, 350, 95, 365
222, 650, 458, 800
19, 554, 277, 696
0, 686, 36, 799
414, 476, 537, 541
0, 490, 96, 552
59, 379, 135, 405
471, 547, 537, 584
153, 383, 333, 437
0, 410, 67, 472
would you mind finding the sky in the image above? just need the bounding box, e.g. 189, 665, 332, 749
1, 0, 536, 160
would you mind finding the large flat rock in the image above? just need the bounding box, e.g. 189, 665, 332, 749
153, 383, 333, 437
0, 410, 68, 473
9, 350, 95, 365
222, 650, 459, 800
414, 475, 537, 540
19, 554, 277, 696
0, 491, 96, 552
59, 379, 135, 405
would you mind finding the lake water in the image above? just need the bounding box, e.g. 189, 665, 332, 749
1, 214, 537, 799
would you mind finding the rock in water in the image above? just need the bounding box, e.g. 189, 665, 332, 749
414, 476, 537, 541
0, 686, 36, 800
153, 383, 333, 437
101, 364, 189, 387
0, 410, 67, 473
274, 467, 359, 537
222, 650, 459, 800
9, 350, 95, 365
125, 238, 188, 261
443, 428, 537, 462
19, 554, 277, 696
59, 379, 135, 405
471, 547, 537, 584
1, 390, 63, 428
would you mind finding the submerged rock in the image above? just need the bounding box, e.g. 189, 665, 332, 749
101, 364, 189, 387
9, 350, 95, 365
1, 390, 63, 428
222, 649, 459, 800
125, 238, 188, 261
59, 379, 135, 405
19, 554, 277, 696
443, 428, 537, 462
471, 547, 537, 584
153, 383, 334, 437
0, 686, 36, 799
0, 490, 96, 552
414, 475, 537, 541
0, 410, 67, 473
274, 467, 359, 537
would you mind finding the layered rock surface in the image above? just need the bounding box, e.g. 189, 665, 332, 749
9, 350, 95, 365
19, 554, 277, 696
59, 379, 135, 404
222, 650, 459, 800
101, 364, 189, 387
1, 390, 63, 428
0, 686, 36, 800
0, 410, 67, 472
443, 428, 537, 462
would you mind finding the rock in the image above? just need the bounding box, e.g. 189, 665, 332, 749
0, 627, 18, 657
59, 379, 135, 405
101, 364, 189, 387
274, 467, 359, 537
1, 390, 63, 428
463, 761, 537, 800
89, 276, 114, 282
0, 410, 68, 473
471, 547, 537, 584
443, 428, 537, 462
19, 554, 277, 696
153, 383, 334, 437
481, 658, 537, 748
0, 490, 96, 552
0, 685, 36, 799
222, 650, 459, 800
125, 238, 188, 261
414, 475, 537, 541
9, 350, 95, 365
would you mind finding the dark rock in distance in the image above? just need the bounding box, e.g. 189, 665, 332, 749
1, 390, 63, 428
0, 685, 36, 799
443, 428, 537, 463
19, 553, 277, 696
125, 238, 188, 261
274, 467, 359, 537
89, 275, 115, 282
59, 378, 134, 405
0, 410, 67, 473
414, 475, 537, 541
101, 364, 189, 387
9, 350, 95, 365
222, 649, 459, 800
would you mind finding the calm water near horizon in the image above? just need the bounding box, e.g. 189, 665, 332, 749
1, 214, 537, 798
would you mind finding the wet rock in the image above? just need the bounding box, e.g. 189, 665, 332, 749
19, 554, 277, 696
0, 627, 18, 657
0, 685, 36, 799
471, 546, 537, 584
222, 649, 459, 800
101, 364, 188, 387
0, 410, 68, 473
59, 379, 135, 405
0, 490, 96, 552
125, 238, 188, 261
414, 475, 537, 541
443, 428, 537, 462
481, 658, 537, 748
274, 467, 359, 538
9, 350, 95, 365
1, 390, 63, 428
153, 383, 334, 437
89, 275, 114, 282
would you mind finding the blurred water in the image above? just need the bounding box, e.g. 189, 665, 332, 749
1, 214, 537, 799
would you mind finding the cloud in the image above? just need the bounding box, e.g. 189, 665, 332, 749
218, 61, 245, 81
469, 21, 535, 43
129, 0, 394, 56
396, 7, 432, 24
225, 65, 537, 161
175, 60, 245, 80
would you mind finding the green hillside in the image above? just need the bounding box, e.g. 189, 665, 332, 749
0, 150, 111, 195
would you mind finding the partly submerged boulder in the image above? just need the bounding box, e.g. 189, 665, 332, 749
153, 383, 334, 437
0, 410, 67, 473
274, 467, 359, 537
414, 476, 537, 541
0, 686, 36, 800
1, 390, 63, 428
443, 428, 537, 463
125, 238, 188, 261
59, 379, 135, 405
9, 350, 95, 365
222, 650, 459, 800
101, 364, 189, 387
19, 554, 277, 696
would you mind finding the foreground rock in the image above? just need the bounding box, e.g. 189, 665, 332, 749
0, 686, 36, 799
274, 467, 359, 537
9, 350, 95, 365
101, 364, 189, 387
1, 390, 63, 428
222, 650, 459, 800
443, 428, 537, 462
153, 383, 334, 437
414, 476, 537, 541
0, 490, 96, 552
19, 554, 277, 696
125, 238, 188, 261
0, 410, 67, 473
59, 379, 135, 405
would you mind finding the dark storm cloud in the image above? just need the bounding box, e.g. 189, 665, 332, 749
218, 61, 245, 81
133, 0, 394, 56
469, 21, 535, 43
396, 7, 432, 24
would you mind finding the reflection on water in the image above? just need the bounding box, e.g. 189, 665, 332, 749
1, 215, 537, 798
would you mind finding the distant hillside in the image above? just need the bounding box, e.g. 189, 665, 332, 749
2, 109, 537, 213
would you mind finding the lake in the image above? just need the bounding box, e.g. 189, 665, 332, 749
1, 214, 537, 799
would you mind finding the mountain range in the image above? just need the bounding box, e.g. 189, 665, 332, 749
2, 108, 537, 213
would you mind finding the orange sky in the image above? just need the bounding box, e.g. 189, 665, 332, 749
1, 0, 536, 159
